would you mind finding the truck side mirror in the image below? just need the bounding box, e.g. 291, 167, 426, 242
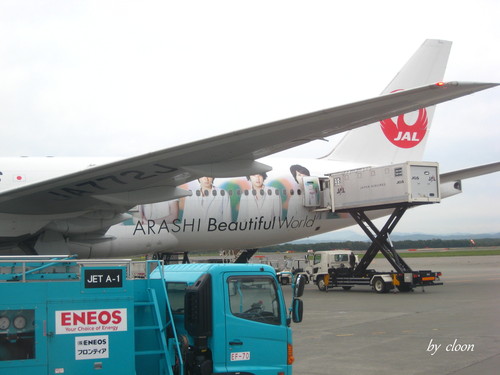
294, 274, 306, 298
291, 298, 303, 323
185, 273, 212, 337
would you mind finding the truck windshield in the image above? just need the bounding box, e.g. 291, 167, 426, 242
227, 276, 281, 325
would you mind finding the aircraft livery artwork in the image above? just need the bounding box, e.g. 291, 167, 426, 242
130, 164, 338, 238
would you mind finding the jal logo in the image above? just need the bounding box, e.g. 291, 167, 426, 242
380, 90, 428, 148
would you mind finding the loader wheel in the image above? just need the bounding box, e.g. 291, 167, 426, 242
317, 278, 327, 291
373, 278, 388, 293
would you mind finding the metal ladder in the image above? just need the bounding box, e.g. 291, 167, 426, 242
134, 261, 184, 375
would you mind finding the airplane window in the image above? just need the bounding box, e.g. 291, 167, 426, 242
228, 190, 233, 196
252, 189, 257, 196
203, 189, 209, 197
290, 189, 295, 196
212, 190, 217, 196
267, 189, 272, 196
297, 189, 302, 196
283, 189, 287, 196
275, 189, 279, 196
220, 190, 225, 196
244, 190, 249, 196
195, 190, 201, 197
259, 190, 264, 196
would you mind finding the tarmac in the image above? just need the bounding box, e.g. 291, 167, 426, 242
283, 255, 500, 375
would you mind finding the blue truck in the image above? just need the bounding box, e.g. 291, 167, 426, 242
0, 256, 304, 375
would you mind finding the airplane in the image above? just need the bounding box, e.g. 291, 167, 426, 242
0, 39, 498, 259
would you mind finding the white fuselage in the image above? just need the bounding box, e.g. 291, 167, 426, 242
0, 156, 462, 258
0, 156, 379, 257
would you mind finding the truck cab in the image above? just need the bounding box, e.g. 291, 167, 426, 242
307, 250, 359, 291
151, 263, 301, 375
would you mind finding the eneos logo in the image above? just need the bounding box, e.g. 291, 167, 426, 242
380, 89, 428, 148
55, 308, 127, 334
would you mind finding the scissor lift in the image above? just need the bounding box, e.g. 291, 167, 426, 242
339, 204, 442, 292
314, 162, 443, 292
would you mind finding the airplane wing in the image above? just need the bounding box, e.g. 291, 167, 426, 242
0, 81, 497, 216
440, 162, 500, 183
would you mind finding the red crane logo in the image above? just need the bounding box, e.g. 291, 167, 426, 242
380, 90, 428, 148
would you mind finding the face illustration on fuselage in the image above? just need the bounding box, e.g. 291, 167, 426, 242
248, 174, 265, 191
124, 159, 350, 254
198, 176, 214, 192
295, 171, 307, 184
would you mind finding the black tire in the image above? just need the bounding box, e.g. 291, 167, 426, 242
342, 286, 353, 291
317, 278, 327, 291
373, 278, 388, 293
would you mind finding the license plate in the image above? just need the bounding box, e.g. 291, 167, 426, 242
230, 351, 251, 361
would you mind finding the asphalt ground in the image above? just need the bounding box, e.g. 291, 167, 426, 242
283, 255, 500, 375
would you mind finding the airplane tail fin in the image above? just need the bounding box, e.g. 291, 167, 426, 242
322, 39, 452, 165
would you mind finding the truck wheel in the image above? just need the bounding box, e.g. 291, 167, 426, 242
373, 278, 387, 293
317, 279, 327, 291
281, 277, 289, 285
342, 286, 352, 291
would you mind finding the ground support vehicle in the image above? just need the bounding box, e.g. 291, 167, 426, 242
277, 258, 311, 286
311, 206, 443, 293
0, 255, 304, 375
310, 162, 443, 293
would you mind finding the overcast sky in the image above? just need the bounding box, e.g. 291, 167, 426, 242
0, 0, 498, 236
